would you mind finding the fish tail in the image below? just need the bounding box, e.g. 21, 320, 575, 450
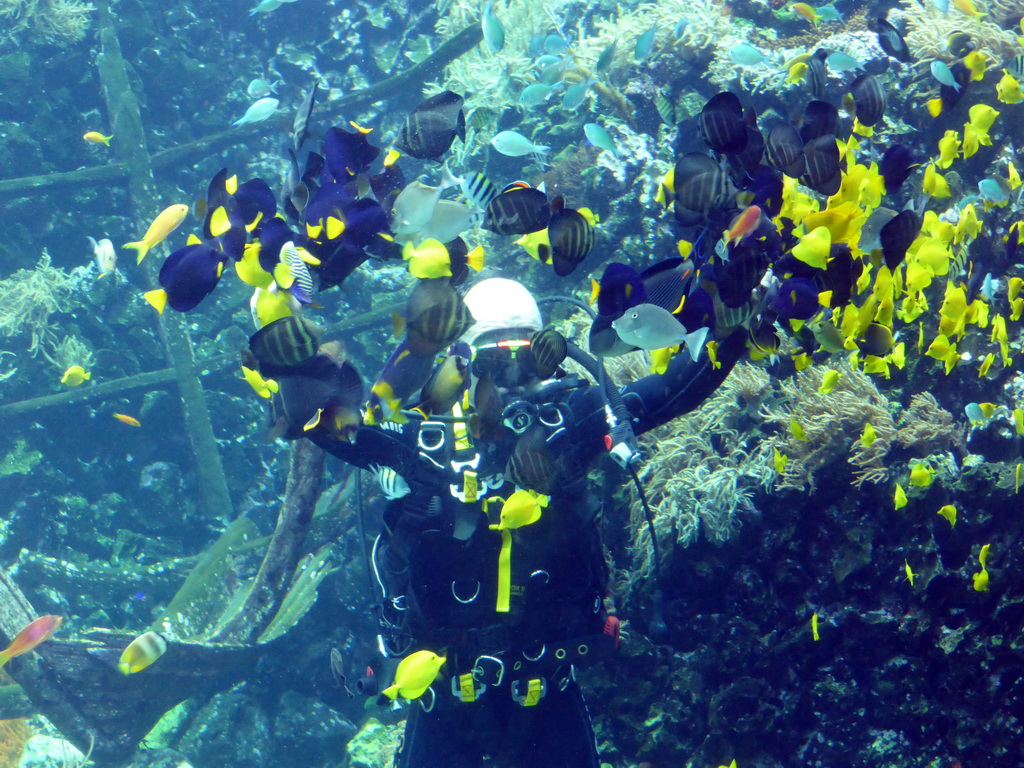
123, 241, 150, 264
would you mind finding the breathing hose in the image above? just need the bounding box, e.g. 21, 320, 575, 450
538, 295, 668, 642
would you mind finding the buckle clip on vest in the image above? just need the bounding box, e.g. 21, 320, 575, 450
511, 678, 546, 706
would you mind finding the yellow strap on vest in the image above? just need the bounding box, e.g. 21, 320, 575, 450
458, 673, 477, 702
453, 402, 471, 451
522, 678, 543, 707
462, 469, 479, 503
496, 529, 512, 613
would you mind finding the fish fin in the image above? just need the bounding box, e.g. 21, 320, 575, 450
144, 289, 168, 314
467, 245, 485, 271
123, 241, 149, 264
684, 326, 710, 361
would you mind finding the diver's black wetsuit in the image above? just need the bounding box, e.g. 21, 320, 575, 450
315, 329, 745, 768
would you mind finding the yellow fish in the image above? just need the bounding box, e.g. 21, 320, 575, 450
792, 226, 831, 270
953, 0, 986, 19
241, 366, 279, 399
936, 130, 960, 169
60, 365, 91, 386
972, 543, 990, 591
123, 203, 190, 264
861, 422, 876, 447
773, 448, 789, 474
963, 50, 988, 81
908, 462, 934, 488
494, 489, 548, 530
1015, 462, 1022, 493
382, 650, 447, 700
819, 369, 841, 394
402, 238, 451, 279
118, 631, 167, 675
922, 164, 951, 197
894, 483, 908, 510
792, 2, 821, 26
904, 559, 916, 587
997, 69, 1024, 104
937, 504, 957, 527
791, 416, 808, 441
83, 131, 113, 145
811, 612, 820, 641
786, 61, 809, 85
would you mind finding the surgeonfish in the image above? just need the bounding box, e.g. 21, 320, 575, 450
122, 204, 189, 264
0, 615, 62, 670
397, 91, 466, 161
611, 303, 709, 361
60, 365, 91, 386
381, 650, 446, 700
118, 631, 168, 675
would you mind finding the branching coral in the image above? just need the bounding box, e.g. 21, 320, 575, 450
761, 363, 897, 491
0, 0, 94, 45
0, 252, 78, 357
896, 392, 966, 457
893, 0, 1019, 64
629, 363, 776, 576
43, 334, 95, 372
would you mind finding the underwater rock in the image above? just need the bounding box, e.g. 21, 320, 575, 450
16, 735, 82, 768
176, 687, 271, 768
345, 716, 404, 768
270, 690, 357, 764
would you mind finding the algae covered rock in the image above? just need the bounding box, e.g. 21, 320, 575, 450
345, 716, 404, 768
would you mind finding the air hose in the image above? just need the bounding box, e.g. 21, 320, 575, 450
538, 295, 668, 642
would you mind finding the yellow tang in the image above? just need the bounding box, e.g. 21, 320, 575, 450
972, 543, 990, 592
936, 504, 957, 527
894, 483, 908, 510
382, 650, 447, 700
819, 369, 841, 394
60, 365, 91, 387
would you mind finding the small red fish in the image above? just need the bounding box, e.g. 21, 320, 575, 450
113, 413, 142, 427
723, 205, 762, 246
0, 615, 63, 669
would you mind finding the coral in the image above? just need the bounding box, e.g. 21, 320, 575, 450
0, 0, 94, 45
0, 439, 43, 478
761, 364, 897, 491
893, 0, 1019, 64
896, 392, 966, 457
629, 362, 776, 576
43, 334, 95, 373
0, 252, 78, 358
0, 719, 32, 768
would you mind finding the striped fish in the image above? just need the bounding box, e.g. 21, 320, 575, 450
654, 90, 676, 126
507, 425, 556, 494
249, 315, 320, 369
801, 135, 841, 196
461, 172, 499, 210
1008, 53, 1024, 79
529, 327, 568, 379
764, 123, 805, 177
547, 200, 596, 277
673, 152, 737, 226
483, 185, 551, 235
697, 92, 747, 154
279, 241, 315, 304
406, 279, 473, 357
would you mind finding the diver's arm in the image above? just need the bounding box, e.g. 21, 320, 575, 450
561, 328, 747, 466
622, 326, 747, 434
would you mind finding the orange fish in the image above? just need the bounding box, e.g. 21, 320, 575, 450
0, 615, 63, 669
792, 2, 821, 26
113, 413, 142, 427
723, 205, 762, 246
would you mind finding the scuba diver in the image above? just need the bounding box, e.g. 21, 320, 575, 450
310, 276, 747, 768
